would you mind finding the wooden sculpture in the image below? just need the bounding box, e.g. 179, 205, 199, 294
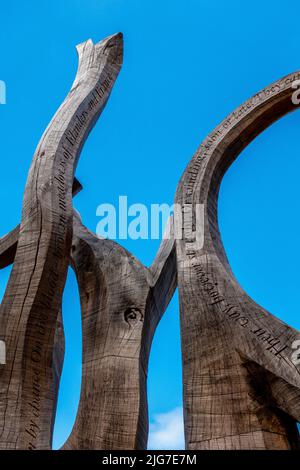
0, 33, 300, 451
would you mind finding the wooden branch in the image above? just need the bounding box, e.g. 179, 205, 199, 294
62, 212, 176, 450
175, 72, 300, 449
0, 34, 123, 450
0, 226, 19, 270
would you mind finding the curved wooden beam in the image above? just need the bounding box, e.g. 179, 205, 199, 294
175, 72, 300, 449
0, 33, 123, 450
62, 212, 176, 450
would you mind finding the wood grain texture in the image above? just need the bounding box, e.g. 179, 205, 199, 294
0, 226, 65, 450
175, 72, 300, 449
0, 34, 123, 449
62, 212, 177, 450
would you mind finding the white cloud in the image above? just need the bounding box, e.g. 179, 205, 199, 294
148, 407, 185, 450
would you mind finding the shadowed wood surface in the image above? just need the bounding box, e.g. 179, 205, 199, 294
175, 72, 300, 449
0, 34, 123, 449
62, 213, 177, 450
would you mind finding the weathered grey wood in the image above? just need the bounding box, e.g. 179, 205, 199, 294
0, 226, 65, 449
0, 33, 123, 449
62, 212, 176, 450
176, 72, 300, 449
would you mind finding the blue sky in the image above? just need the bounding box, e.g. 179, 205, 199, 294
0, 0, 300, 450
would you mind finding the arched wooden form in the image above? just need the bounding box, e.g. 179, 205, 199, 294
175, 72, 300, 449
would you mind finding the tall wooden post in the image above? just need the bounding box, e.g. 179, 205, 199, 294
0, 34, 123, 449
